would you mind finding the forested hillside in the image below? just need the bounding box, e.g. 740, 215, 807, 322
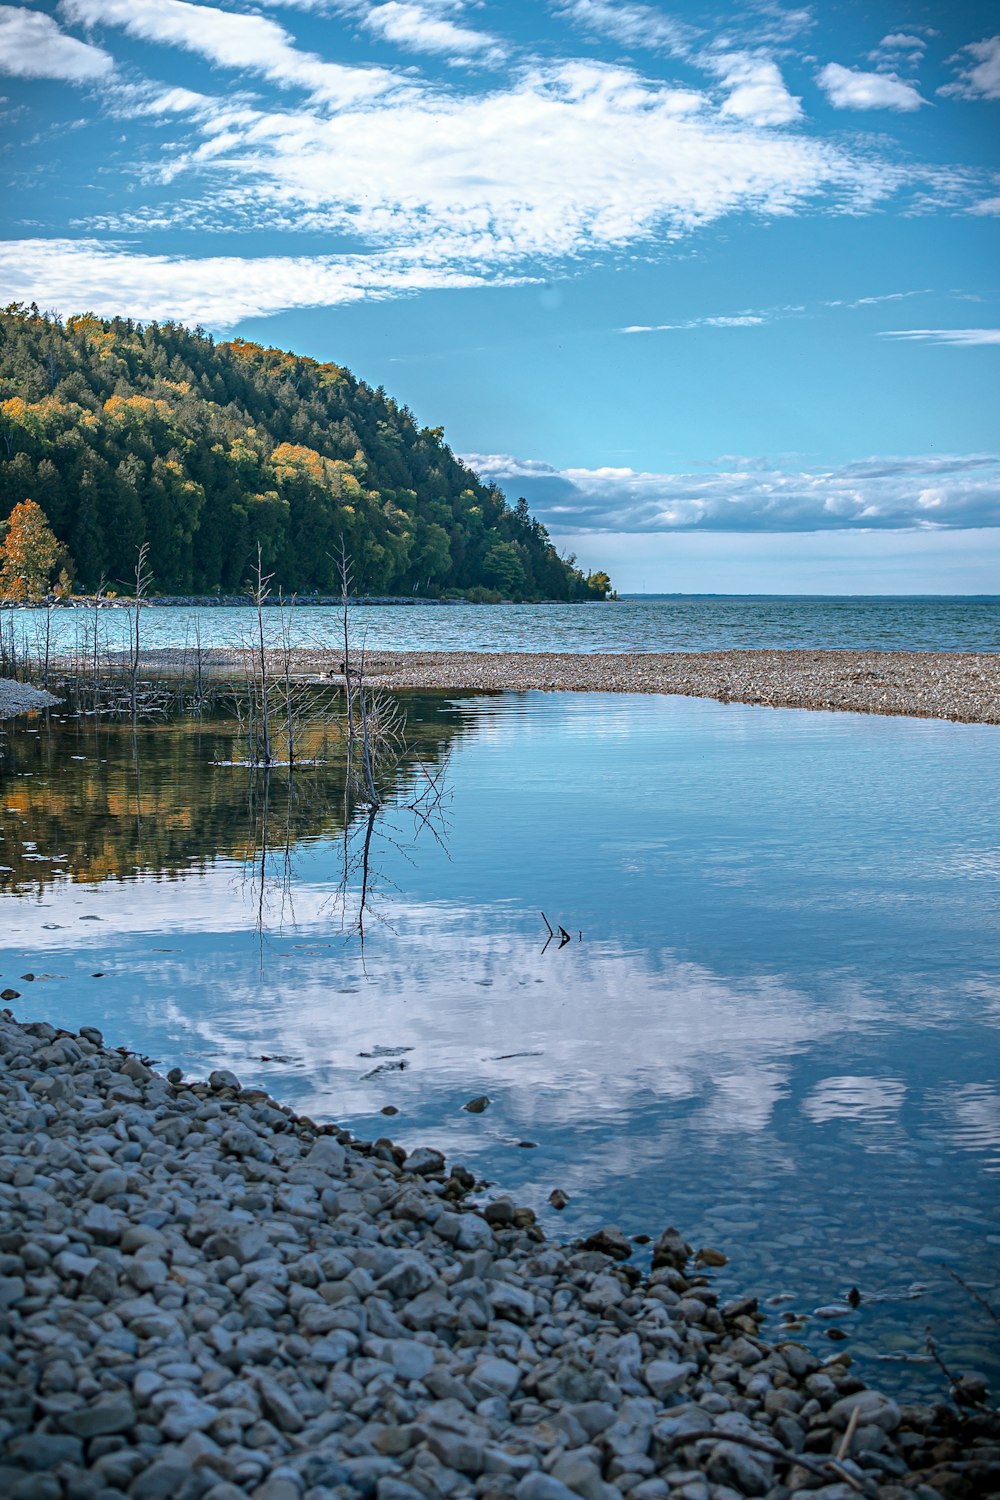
0, 305, 610, 601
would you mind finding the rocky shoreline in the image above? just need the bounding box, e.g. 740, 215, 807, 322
1, 1008, 996, 1500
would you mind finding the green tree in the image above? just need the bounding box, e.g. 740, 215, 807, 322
0, 498, 61, 597
482, 540, 528, 598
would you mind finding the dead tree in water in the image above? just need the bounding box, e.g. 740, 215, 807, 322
247, 544, 273, 768
128, 542, 152, 724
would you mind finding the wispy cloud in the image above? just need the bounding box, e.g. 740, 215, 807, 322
79, 55, 926, 261
60, 0, 407, 107
817, 62, 926, 112
879, 328, 1000, 347
0, 238, 503, 326
868, 32, 927, 70
621, 289, 935, 333
551, 0, 694, 59
0, 4, 113, 81
464, 451, 1000, 532
8, 4, 984, 322
360, 3, 506, 67
940, 35, 1000, 100
622, 312, 769, 333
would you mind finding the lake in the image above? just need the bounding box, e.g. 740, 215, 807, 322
1, 684, 997, 1404
4, 592, 1000, 661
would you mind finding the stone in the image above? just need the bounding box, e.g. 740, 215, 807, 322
90, 1167, 129, 1202
829, 1390, 902, 1433
254, 1372, 306, 1433
489, 1282, 535, 1322
516, 1475, 581, 1500
378, 1257, 435, 1300
643, 1360, 697, 1401
463, 1097, 490, 1113
403, 1148, 445, 1176
705, 1439, 773, 1497
470, 1357, 521, 1398
209, 1069, 241, 1092
580, 1227, 632, 1262
650, 1228, 690, 1272
82, 1203, 123, 1244
455, 1215, 495, 1253
61, 1392, 137, 1438
129, 1457, 193, 1499
307, 1136, 346, 1176
151, 1390, 217, 1441
381, 1338, 435, 1382
8, 1433, 85, 1469
424, 1426, 486, 1475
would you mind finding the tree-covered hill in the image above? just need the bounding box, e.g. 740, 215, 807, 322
0, 305, 610, 601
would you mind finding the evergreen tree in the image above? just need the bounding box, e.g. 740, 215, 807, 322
0, 305, 612, 601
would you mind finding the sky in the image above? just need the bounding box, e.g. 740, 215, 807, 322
0, 0, 998, 593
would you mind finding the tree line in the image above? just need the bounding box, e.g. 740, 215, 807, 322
0, 304, 612, 602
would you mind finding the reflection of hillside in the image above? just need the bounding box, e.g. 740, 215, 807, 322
0, 692, 465, 892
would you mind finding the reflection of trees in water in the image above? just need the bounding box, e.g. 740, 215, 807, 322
241, 720, 449, 947
0, 691, 463, 895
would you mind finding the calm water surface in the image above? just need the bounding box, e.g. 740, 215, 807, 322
1, 690, 997, 1402
7, 593, 1000, 656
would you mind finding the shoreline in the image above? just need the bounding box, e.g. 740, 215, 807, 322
105, 648, 1000, 726
0, 1005, 995, 1499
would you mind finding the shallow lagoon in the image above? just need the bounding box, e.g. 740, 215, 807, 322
1, 689, 997, 1402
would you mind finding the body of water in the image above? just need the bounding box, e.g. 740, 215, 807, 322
5, 593, 1000, 659
1, 688, 997, 1403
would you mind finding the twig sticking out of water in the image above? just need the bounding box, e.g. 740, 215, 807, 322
947, 1268, 1000, 1327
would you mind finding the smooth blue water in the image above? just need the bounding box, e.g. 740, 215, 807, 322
6, 593, 1000, 657
1, 691, 998, 1401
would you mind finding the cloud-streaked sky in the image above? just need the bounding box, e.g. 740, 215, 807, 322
1, 0, 998, 591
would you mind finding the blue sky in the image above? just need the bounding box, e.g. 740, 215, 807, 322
1, 0, 998, 592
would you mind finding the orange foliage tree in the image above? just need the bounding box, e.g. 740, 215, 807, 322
0, 499, 61, 599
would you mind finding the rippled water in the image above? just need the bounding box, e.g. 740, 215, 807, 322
1, 690, 998, 1402
6, 593, 1000, 658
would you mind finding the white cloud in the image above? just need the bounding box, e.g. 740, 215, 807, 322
941, 35, 1000, 100
878, 32, 926, 53
463, 451, 1000, 532
0, 238, 502, 326
622, 312, 767, 332
59, 0, 407, 107
817, 62, 926, 112
362, 2, 505, 66
0, 4, 113, 81
80, 56, 912, 270
869, 31, 926, 68
552, 0, 694, 58
879, 328, 1000, 347
706, 52, 802, 126
969, 195, 1000, 217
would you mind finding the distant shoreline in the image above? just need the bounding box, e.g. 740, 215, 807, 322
95, 646, 1000, 725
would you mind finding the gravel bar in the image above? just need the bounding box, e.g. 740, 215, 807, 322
114, 650, 1000, 726
1, 1007, 996, 1500
289, 650, 1000, 725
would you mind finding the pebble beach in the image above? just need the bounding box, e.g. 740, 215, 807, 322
1, 1008, 997, 1500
